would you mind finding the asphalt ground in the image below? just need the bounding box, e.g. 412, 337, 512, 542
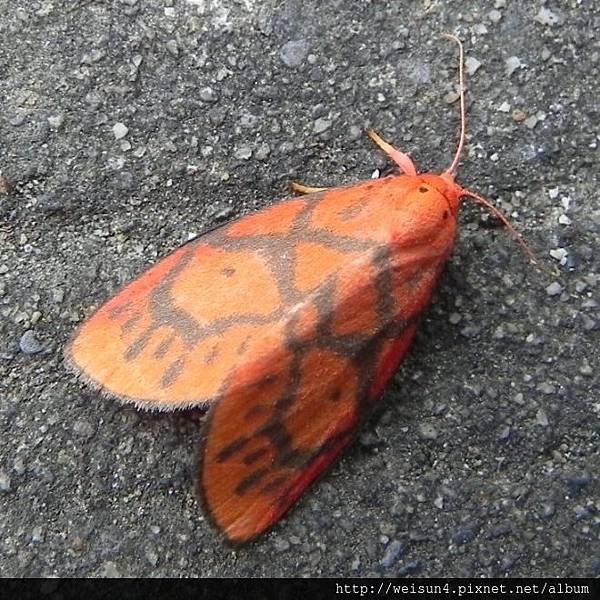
0, 0, 598, 577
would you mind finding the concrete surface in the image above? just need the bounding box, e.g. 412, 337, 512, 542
0, 0, 598, 577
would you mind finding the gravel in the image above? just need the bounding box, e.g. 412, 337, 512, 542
0, 0, 598, 578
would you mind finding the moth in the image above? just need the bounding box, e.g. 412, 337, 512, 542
66, 35, 538, 542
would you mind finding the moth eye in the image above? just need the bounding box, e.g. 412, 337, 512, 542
418, 186, 429, 193
443, 210, 449, 220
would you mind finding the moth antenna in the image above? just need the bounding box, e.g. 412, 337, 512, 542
442, 35, 556, 276
442, 33, 466, 176
462, 189, 559, 277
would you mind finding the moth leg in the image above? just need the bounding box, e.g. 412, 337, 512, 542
289, 181, 329, 195
366, 129, 417, 177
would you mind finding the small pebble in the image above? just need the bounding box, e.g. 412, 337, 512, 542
452, 525, 477, 545
579, 359, 592, 376
80, 49, 106, 64
112, 123, 128, 140
52, 288, 65, 304
313, 117, 332, 134
0, 470, 11, 492
581, 315, 597, 331
505, 56, 521, 76
234, 145, 252, 160
380, 540, 404, 568
460, 324, 480, 338
465, 56, 481, 76
255, 143, 270, 161
536, 408, 550, 426
214, 206, 234, 222
47, 114, 64, 128
581, 294, 597, 307
535, 7, 561, 26
549, 248, 568, 262
216, 68, 230, 82
13, 457, 25, 476
0, 176, 13, 195
208, 107, 227, 126
166, 39, 179, 57
512, 109, 527, 122
545, 282, 563, 296
280, 39, 309, 68
349, 125, 362, 140
73, 419, 96, 439
541, 501, 555, 519
498, 101, 511, 112
19, 330, 44, 354
563, 472, 591, 494
537, 382, 555, 394
449, 312, 461, 325
488, 522, 512, 539
558, 214, 571, 225
397, 561, 421, 576
145, 547, 159, 566
31, 526, 44, 543
38, 192, 64, 214
498, 426, 511, 441
433, 403, 448, 416
274, 537, 290, 552
199, 87, 217, 103
70, 536, 85, 552
410, 63, 431, 84
101, 562, 121, 578
524, 115, 539, 129
418, 423, 438, 440
488, 9, 502, 23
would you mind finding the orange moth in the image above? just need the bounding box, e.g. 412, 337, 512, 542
66, 35, 539, 543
